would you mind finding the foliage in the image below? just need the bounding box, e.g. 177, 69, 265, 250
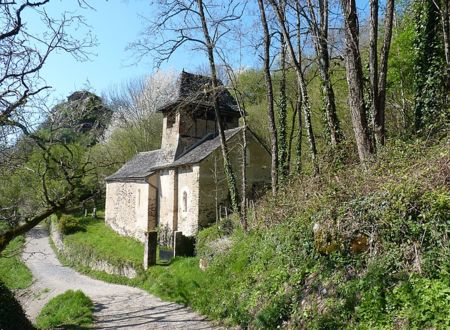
189, 137, 449, 328
412, 0, 448, 133
58, 214, 87, 235
387, 6, 415, 135
0, 281, 35, 330
0, 91, 110, 252
35, 290, 94, 329
0, 236, 32, 290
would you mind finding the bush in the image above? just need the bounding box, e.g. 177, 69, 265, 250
35, 290, 94, 329
58, 214, 86, 235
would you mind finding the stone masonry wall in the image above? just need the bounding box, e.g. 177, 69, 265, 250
177, 165, 200, 237
105, 181, 151, 243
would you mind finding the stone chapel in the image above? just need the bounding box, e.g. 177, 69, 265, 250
105, 71, 271, 244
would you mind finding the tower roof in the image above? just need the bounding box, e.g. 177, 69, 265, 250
156, 71, 240, 115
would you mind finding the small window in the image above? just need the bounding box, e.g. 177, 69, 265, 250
183, 191, 188, 212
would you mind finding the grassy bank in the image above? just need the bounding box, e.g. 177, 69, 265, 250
54, 137, 449, 328
0, 236, 33, 290
57, 212, 144, 271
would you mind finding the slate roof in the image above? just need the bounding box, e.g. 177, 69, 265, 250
105, 149, 169, 182
105, 127, 243, 182
156, 71, 240, 115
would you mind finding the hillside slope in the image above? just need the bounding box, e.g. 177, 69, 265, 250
192, 136, 449, 329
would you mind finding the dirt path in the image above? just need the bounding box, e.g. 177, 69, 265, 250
18, 227, 218, 329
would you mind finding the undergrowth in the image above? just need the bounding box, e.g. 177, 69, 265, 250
192, 137, 450, 329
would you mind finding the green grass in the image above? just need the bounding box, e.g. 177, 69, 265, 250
35, 290, 94, 329
0, 236, 33, 290
61, 215, 144, 269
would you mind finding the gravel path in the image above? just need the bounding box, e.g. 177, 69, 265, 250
18, 227, 218, 329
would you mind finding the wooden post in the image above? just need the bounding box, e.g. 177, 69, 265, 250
143, 231, 158, 269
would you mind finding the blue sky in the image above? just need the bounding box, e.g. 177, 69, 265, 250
29, 1, 207, 104
27, 0, 373, 106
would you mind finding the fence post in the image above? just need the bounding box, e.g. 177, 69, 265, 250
143, 231, 157, 269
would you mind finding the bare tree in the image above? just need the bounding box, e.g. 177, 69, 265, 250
277, 0, 289, 181
340, 0, 373, 162
257, 0, 279, 195
369, 0, 394, 147
304, 0, 342, 147
0, 1, 96, 252
269, 0, 319, 174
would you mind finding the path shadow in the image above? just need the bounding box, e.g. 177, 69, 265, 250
27, 227, 48, 239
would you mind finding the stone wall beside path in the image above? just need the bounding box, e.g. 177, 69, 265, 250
49, 221, 139, 279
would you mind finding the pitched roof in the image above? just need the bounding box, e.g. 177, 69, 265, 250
105, 149, 169, 182
156, 71, 240, 115
105, 127, 243, 182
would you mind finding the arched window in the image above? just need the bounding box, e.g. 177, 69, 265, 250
183, 191, 188, 212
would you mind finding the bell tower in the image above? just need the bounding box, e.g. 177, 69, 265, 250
157, 71, 241, 161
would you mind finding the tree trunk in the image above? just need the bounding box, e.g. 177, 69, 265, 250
341, 0, 373, 162
257, 0, 279, 195
306, 0, 342, 147
287, 98, 298, 172
377, 0, 395, 146
241, 124, 248, 231
295, 91, 303, 173
369, 0, 380, 147
270, 0, 319, 174
278, 31, 289, 180
197, 0, 239, 212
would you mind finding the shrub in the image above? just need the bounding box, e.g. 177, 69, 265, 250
58, 214, 86, 235
36, 290, 94, 329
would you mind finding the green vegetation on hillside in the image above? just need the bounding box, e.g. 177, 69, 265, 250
0, 236, 32, 290
35, 290, 94, 329
52, 136, 449, 329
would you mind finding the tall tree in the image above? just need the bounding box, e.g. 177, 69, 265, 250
305, 0, 342, 147
340, 0, 373, 162
369, 0, 395, 147
376, 0, 395, 146
413, 0, 447, 132
257, 0, 279, 194
269, 0, 319, 174
277, 0, 289, 181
